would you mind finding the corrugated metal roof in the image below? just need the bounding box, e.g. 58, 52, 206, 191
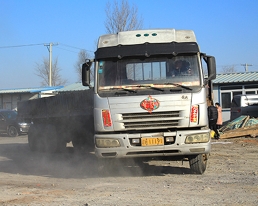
0, 86, 63, 94
213, 72, 258, 84
57, 82, 89, 92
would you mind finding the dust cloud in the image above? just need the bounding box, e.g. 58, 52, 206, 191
0, 135, 161, 179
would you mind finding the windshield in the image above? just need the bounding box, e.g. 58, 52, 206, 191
98, 55, 201, 93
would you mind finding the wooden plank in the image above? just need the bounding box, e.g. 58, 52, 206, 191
241, 116, 250, 128
219, 116, 249, 133
220, 124, 258, 139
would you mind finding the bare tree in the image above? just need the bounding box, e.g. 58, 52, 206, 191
221, 65, 238, 73
105, 0, 143, 34
35, 57, 68, 86
74, 50, 92, 81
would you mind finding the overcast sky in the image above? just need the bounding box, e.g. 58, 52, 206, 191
1, 0, 258, 89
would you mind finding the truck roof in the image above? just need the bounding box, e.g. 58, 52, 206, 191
97, 29, 197, 48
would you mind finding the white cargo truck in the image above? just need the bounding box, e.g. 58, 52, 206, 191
18, 29, 216, 174
82, 29, 216, 174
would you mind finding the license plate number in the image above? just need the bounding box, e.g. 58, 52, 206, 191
141, 137, 164, 146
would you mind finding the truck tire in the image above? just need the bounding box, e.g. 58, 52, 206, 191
56, 139, 67, 153
43, 125, 58, 153
43, 124, 66, 153
189, 154, 208, 174
7, 126, 18, 137
97, 159, 119, 175
72, 137, 87, 152
28, 124, 40, 151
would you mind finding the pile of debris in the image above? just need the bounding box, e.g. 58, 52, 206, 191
218, 116, 258, 139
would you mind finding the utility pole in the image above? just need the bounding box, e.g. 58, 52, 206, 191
241, 63, 252, 72
44, 43, 58, 86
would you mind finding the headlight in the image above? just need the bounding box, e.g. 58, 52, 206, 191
185, 133, 210, 144
18, 123, 28, 126
95, 138, 120, 148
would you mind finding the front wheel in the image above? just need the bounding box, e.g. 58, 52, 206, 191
72, 136, 93, 152
43, 125, 58, 153
8, 126, 18, 137
189, 154, 208, 174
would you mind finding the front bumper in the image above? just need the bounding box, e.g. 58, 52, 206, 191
95, 130, 211, 158
19, 125, 30, 133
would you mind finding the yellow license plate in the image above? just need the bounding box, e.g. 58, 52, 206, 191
141, 137, 164, 146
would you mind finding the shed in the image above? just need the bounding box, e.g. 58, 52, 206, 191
0, 86, 63, 110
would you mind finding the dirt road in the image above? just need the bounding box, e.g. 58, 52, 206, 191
0, 135, 257, 206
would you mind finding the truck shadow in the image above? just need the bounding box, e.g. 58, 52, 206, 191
0, 140, 192, 179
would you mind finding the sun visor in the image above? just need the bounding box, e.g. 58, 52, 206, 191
95, 42, 199, 60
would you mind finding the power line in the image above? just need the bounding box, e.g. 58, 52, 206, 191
59, 43, 94, 53
0, 43, 46, 49
0, 42, 95, 53
56, 46, 79, 54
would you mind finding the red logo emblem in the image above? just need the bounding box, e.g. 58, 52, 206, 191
140, 95, 160, 113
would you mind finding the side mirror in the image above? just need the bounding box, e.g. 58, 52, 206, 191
82, 60, 93, 86
204, 55, 216, 80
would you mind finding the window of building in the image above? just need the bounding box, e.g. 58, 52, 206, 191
221, 92, 231, 108
246, 91, 256, 94
233, 91, 242, 96
244, 84, 258, 89
220, 86, 242, 90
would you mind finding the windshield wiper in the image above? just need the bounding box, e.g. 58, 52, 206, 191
136, 85, 164, 91
122, 88, 137, 93
111, 87, 137, 93
164, 82, 192, 91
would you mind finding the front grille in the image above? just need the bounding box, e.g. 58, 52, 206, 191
121, 111, 180, 130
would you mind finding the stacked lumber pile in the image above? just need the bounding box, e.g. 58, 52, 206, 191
218, 116, 258, 139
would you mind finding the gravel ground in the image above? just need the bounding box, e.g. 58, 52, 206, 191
0, 135, 257, 206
